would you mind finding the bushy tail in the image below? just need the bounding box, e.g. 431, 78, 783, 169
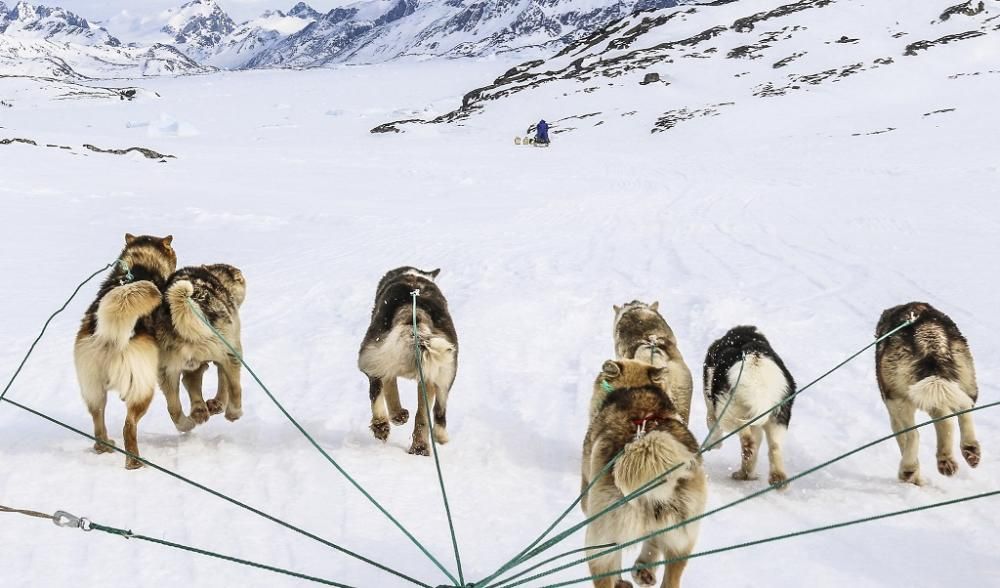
614, 431, 694, 503
94, 281, 162, 350
166, 280, 213, 341
907, 376, 973, 413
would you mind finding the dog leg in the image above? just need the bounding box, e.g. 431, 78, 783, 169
220, 354, 243, 422
887, 399, 921, 485
957, 412, 980, 468
763, 421, 789, 489
732, 426, 762, 481
123, 392, 153, 470
432, 383, 450, 444
383, 377, 409, 426
586, 524, 629, 588
206, 361, 228, 415
161, 367, 196, 433
928, 407, 959, 476
631, 540, 660, 587
661, 559, 687, 588
81, 380, 115, 453
367, 376, 391, 442
182, 362, 210, 425
408, 380, 434, 456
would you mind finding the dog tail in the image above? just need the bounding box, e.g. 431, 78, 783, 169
614, 431, 696, 503
94, 281, 162, 350
907, 376, 973, 413
166, 280, 214, 341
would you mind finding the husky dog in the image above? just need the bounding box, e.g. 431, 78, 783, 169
358, 267, 458, 456
613, 301, 694, 425
703, 326, 795, 487
74, 234, 176, 469
583, 359, 707, 588
876, 302, 980, 485
154, 264, 246, 432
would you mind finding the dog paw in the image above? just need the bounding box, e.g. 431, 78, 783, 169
125, 456, 144, 470
206, 399, 225, 415
408, 442, 430, 456
391, 409, 410, 425
962, 444, 981, 468
898, 468, 923, 486
614, 580, 634, 588
768, 471, 790, 490
174, 416, 197, 433
731, 470, 758, 481
93, 439, 116, 454
191, 405, 210, 425
371, 420, 390, 442
937, 457, 959, 476
631, 567, 656, 586
433, 425, 450, 444
225, 406, 243, 422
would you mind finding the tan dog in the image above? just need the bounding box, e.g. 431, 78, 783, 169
583, 359, 707, 588
74, 234, 176, 469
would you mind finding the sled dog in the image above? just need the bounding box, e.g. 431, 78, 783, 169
703, 326, 795, 487
155, 264, 246, 432
613, 300, 694, 425
358, 267, 458, 455
74, 234, 176, 469
876, 302, 980, 485
583, 359, 707, 588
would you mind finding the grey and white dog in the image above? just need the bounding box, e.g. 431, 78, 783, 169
154, 264, 246, 432
876, 302, 980, 485
358, 267, 458, 456
613, 300, 694, 424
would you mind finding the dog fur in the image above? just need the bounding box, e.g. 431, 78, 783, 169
154, 264, 246, 432
74, 233, 176, 469
583, 359, 707, 588
613, 301, 694, 425
876, 302, 980, 485
358, 267, 458, 456
702, 326, 795, 488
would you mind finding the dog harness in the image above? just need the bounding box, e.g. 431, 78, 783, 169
631, 413, 662, 440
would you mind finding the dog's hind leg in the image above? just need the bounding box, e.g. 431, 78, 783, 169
661, 557, 688, 588
958, 411, 980, 468
631, 540, 660, 586
368, 375, 391, 442
123, 391, 153, 470
82, 383, 115, 453
928, 407, 959, 476
182, 362, 211, 425
763, 420, 789, 489
383, 377, 409, 426
161, 367, 196, 433
206, 362, 228, 415
432, 384, 450, 444
886, 399, 921, 485
408, 381, 434, 456
219, 354, 243, 422
732, 426, 762, 481
585, 522, 629, 588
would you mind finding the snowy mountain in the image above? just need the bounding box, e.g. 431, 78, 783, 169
0, 1, 211, 77
159, 0, 236, 54
375, 0, 999, 133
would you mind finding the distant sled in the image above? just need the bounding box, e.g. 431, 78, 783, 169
514, 136, 550, 147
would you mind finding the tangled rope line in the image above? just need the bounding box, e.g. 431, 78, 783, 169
0, 259, 997, 588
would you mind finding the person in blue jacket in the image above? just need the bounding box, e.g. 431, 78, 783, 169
534, 119, 550, 144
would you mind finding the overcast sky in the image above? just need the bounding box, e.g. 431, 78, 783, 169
29, 1, 359, 23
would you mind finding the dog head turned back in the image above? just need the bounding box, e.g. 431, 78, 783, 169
120, 233, 177, 284
202, 263, 247, 307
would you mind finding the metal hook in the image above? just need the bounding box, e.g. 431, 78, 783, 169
53, 511, 93, 532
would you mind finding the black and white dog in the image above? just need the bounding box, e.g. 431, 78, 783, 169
358, 267, 458, 456
703, 326, 796, 487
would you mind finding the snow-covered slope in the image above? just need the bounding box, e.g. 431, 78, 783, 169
0, 0, 118, 45
377, 0, 999, 133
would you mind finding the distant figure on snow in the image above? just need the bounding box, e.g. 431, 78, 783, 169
534, 119, 550, 145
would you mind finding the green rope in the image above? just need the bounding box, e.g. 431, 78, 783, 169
700, 352, 746, 451
88, 522, 360, 588
491, 400, 1000, 588
493, 318, 916, 575
0, 396, 428, 588
183, 298, 456, 586
0, 260, 114, 404
410, 291, 465, 585
541, 489, 1000, 588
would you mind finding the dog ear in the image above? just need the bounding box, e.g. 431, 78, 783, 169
601, 360, 621, 378
650, 301, 659, 311
428, 268, 441, 279
613, 304, 621, 314
162, 235, 174, 247
125, 233, 137, 245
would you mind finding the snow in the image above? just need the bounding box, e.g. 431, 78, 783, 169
1, 3, 1000, 588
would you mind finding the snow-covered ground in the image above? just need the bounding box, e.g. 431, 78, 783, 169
1, 46, 999, 588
